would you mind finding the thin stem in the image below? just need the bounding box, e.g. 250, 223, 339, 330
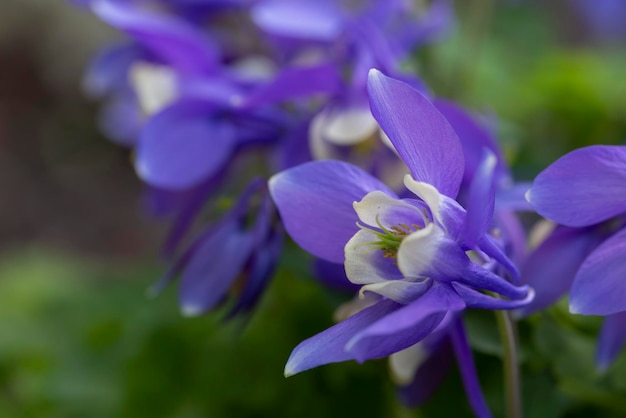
494, 309, 523, 418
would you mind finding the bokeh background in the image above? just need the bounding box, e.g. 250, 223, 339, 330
1, 1, 626, 417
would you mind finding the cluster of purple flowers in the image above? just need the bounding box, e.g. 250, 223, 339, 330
77, 0, 626, 416
81, 0, 452, 317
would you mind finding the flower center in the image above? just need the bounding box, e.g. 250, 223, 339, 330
357, 216, 422, 259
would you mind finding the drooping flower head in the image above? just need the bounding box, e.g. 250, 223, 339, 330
270, 69, 533, 417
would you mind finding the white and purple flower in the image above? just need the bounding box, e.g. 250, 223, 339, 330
270, 70, 533, 417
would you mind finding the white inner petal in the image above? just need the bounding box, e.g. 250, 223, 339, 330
231, 55, 277, 81
403, 175, 441, 223
359, 279, 430, 304
130, 63, 178, 116
333, 293, 379, 322
345, 229, 397, 285
309, 110, 338, 160
397, 223, 443, 279
323, 108, 379, 146
353, 190, 423, 229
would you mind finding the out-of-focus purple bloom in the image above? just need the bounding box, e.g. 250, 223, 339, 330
523, 145, 626, 369
150, 179, 283, 318
270, 70, 532, 417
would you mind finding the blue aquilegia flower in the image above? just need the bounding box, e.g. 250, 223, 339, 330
270, 70, 533, 417
523, 145, 626, 369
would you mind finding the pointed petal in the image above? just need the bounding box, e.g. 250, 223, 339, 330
477, 234, 520, 282
597, 312, 626, 371
452, 282, 534, 310
461, 149, 497, 247
518, 226, 603, 317
461, 263, 530, 300
135, 100, 236, 190
179, 219, 253, 316
269, 161, 394, 263
92, 0, 218, 74
367, 69, 464, 197
346, 283, 465, 362
570, 227, 626, 315
284, 299, 400, 376
450, 320, 493, 418
397, 224, 468, 280
527, 145, 626, 227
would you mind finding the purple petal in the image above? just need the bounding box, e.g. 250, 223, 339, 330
528, 145, 626, 227
179, 219, 254, 316
518, 226, 603, 317
227, 202, 283, 318
346, 283, 465, 362
367, 69, 464, 197
452, 282, 535, 310
284, 299, 400, 376
135, 100, 236, 190
434, 99, 508, 186
83, 42, 142, 97
269, 160, 394, 263
92, 0, 219, 74
495, 182, 533, 212
478, 234, 520, 282
240, 62, 342, 108
450, 319, 493, 418
460, 149, 497, 247
313, 259, 359, 293
570, 226, 626, 315
461, 263, 529, 300
251, 0, 344, 41
98, 95, 143, 147
597, 312, 626, 371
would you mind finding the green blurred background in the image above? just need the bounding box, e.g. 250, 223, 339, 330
1, 1, 626, 417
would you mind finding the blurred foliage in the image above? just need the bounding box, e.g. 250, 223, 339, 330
3, 248, 626, 417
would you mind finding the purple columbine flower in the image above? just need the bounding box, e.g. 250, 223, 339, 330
150, 179, 283, 318
270, 69, 533, 418
523, 144, 626, 369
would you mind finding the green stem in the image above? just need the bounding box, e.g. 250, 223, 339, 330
494, 309, 522, 418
